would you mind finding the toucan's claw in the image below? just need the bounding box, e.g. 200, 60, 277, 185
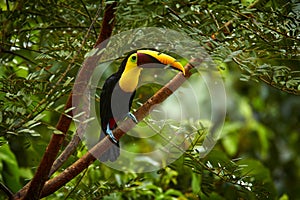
106, 124, 118, 143
127, 112, 138, 124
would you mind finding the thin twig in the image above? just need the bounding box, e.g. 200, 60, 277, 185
64, 168, 88, 200
0, 182, 13, 200
79, 0, 98, 40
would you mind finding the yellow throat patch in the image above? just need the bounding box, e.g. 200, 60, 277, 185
119, 53, 142, 93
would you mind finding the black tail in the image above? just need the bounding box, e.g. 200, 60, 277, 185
98, 131, 120, 162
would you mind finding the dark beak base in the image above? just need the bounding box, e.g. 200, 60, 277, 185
137, 53, 163, 68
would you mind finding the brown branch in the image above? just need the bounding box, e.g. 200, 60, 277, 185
49, 1, 118, 177
13, 2, 118, 200
48, 134, 81, 176
94, 2, 117, 48
48, 54, 98, 176
37, 60, 196, 198
19, 95, 73, 200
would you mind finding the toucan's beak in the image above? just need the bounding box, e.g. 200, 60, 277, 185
137, 50, 185, 75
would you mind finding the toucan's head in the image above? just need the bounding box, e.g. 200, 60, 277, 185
119, 49, 185, 92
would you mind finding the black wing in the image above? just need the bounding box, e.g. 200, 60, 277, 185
99, 73, 136, 162
100, 74, 119, 133
99, 74, 120, 162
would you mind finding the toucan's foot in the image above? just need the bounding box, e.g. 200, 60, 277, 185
106, 124, 118, 143
127, 112, 138, 124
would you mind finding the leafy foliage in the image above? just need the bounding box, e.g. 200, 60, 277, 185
0, 0, 299, 199
0, 0, 98, 137
115, 0, 300, 94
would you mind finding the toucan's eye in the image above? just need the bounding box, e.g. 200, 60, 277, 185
131, 55, 137, 63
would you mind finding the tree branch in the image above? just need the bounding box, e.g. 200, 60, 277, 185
19, 95, 73, 200
49, 1, 118, 177
13, 2, 118, 200
38, 60, 196, 198
94, 2, 117, 48
48, 54, 99, 176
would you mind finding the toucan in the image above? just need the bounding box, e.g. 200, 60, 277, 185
99, 49, 185, 162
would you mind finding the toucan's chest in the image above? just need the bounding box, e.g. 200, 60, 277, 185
119, 67, 142, 93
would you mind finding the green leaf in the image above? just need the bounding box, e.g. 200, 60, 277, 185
237, 159, 276, 199
191, 173, 201, 194
0, 144, 22, 192
279, 194, 289, 200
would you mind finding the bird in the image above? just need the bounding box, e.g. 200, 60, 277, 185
99, 49, 185, 162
